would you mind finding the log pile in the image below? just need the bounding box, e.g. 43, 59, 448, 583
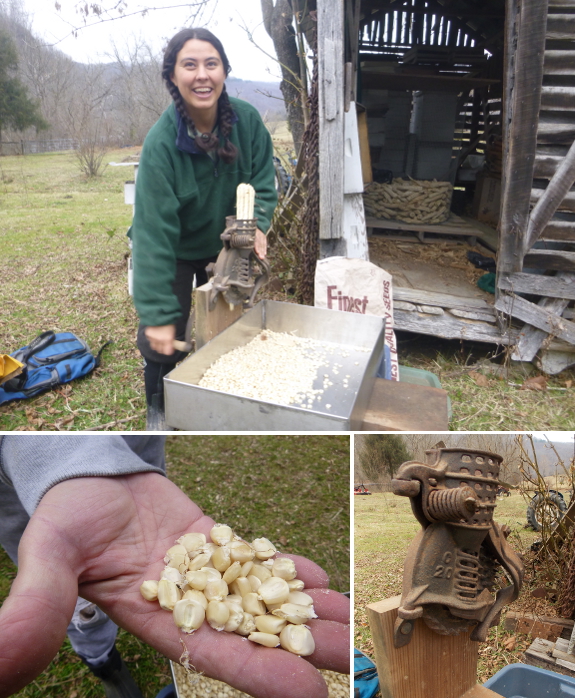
363, 178, 453, 224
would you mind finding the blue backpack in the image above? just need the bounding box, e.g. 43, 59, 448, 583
354, 649, 379, 698
0, 331, 110, 405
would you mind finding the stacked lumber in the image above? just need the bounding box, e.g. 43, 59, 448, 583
363, 178, 453, 224
524, 637, 575, 678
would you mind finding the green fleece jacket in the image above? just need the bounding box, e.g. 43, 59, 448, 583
129, 98, 278, 328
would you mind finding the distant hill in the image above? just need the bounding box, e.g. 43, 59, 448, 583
226, 78, 285, 119
526, 436, 575, 476
1, 9, 286, 145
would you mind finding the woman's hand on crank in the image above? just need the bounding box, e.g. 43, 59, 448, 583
145, 324, 176, 355
254, 229, 267, 260
0, 473, 349, 698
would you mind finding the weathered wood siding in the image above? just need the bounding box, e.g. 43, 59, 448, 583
318, 0, 345, 241
498, 0, 548, 274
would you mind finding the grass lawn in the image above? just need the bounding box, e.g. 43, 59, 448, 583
0, 148, 145, 431
1, 148, 574, 430
354, 486, 562, 687
0, 434, 350, 697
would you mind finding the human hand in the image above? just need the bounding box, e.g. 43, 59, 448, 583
0, 474, 349, 698
145, 324, 176, 355
254, 228, 268, 259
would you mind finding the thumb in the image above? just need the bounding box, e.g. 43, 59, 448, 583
0, 538, 78, 697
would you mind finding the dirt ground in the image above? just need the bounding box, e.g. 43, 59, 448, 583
368, 234, 495, 300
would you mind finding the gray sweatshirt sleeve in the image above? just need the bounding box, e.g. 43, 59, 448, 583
0, 435, 167, 516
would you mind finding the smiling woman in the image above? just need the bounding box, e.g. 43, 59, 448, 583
128, 27, 278, 429
169, 39, 227, 132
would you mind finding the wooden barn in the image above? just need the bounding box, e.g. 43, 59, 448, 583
315, 0, 575, 373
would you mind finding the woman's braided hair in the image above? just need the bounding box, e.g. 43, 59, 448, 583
162, 28, 238, 164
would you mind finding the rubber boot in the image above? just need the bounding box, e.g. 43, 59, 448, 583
145, 393, 175, 431
83, 645, 144, 698
146, 392, 167, 431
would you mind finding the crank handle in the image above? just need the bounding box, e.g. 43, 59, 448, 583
173, 340, 192, 353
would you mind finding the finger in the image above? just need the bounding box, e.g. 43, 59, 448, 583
152, 339, 174, 355
255, 230, 267, 259
306, 588, 350, 624
108, 600, 330, 698
0, 528, 78, 697
304, 619, 350, 674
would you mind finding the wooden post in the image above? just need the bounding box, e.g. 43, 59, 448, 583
367, 595, 478, 698
460, 687, 504, 698
193, 281, 242, 350
317, 0, 344, 243
498, 0, 548, 275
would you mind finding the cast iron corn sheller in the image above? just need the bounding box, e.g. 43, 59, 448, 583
172, 215, 270, 353
208, 215, 270, 310
390, 447, 524, 647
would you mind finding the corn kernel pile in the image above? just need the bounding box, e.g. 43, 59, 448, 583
198, 331, 329, 407
172, 662, 350, 698
140, 524, 316, 655
198, 330, 369, 409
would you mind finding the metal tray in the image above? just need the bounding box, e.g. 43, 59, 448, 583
164, 300, 385, 431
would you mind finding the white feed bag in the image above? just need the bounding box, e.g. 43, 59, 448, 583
314, 257, 399, 380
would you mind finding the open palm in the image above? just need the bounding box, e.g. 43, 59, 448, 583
0, 473, 349, 698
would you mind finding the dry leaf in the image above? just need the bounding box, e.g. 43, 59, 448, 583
566, 380, 573, 389
520, 375, 547, 391
469, 371, 490, 387
503, 636, 517, 651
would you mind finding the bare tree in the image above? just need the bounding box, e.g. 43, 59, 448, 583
0, 0, 26, 27
62, 63, 118, 175
260, 0, 308, 155
400, 434, 446, 462
355, 434, 413, 484
399, 434, 522, 486
15, 36, 77, 140
63, 1, 212, 40
109, 36, 169, 144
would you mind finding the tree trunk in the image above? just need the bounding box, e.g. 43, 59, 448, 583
260, 0, 305, 155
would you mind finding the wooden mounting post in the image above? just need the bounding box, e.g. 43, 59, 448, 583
367, 595, 480, 698
194, 281, 242, 350
460, 687, 504, 698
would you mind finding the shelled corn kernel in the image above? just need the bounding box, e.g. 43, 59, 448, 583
140, 525, 316, 656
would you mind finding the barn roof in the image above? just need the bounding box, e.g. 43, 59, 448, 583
358, 0, 506, 60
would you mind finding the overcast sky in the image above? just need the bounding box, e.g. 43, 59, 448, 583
24, 0, 279, 82
536, 432, 575, 443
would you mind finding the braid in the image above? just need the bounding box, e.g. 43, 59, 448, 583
167, 81, 193, 130
162, 28, 238, 163
169, 84, 238, 163
216, 86, 238, 164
